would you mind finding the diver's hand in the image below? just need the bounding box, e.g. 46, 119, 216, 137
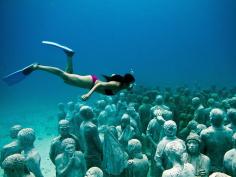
81, 93, 90, 101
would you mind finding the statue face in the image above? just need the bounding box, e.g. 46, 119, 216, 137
121, 119, 129, 128
155, 95, 163, 105
187, 140, 199, 155
165, 128, 176, 137
164, 121, 177, 137
59, 125, 70, 136
64, 144, 75, 156
58, 103, 65, 111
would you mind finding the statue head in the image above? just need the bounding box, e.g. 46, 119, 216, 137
2, 154, 28, 177
75, 103, 84, 112
162, 110, 173, 121
58, 102, 65, 111
192, 97, 201, 108
165, 140, 186, 163
58, 119, 70, 137
79, 106, 94, 120
121, 114, 130, 129
67, 101, 75, 111
155, 95, 164, 105
17, 128, 35, 148
186, 133, 201, 155
62, 138, 76, 157
227, 108, 236, 125
210, 108, 224, 127
127, 106, 136, 116
106, 96, 113, 104
105, 105, 113, 115
142, 96, 150, 104
222, 99, 231, 109
10, 125, 23, 139
163, 120, 177, 138
96, 100, 107, 110
85, 167, 103, 177
128, 139, 142, 158
119, 92, 126, 101
233, 133, 236, 148
207, 98, 215, 107
187, 120, 198, 131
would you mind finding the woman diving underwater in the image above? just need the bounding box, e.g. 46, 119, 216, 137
2, 41, 135, 101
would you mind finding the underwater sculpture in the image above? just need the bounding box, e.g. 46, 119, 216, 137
116, 114, 136, 150
2, 154, 34, 177
98, 105, 115, 127
127, 139, 149, 177
57, 103, 67, 121
186, 133, 210, 177
138, 96, 152, 133
146, 110, 164, 177
204, 98, 216, 126
79, 106, 103, 168
85, 167, 103, 177
102, 126, 128, 176
154, 120, 185, 177
55, 138, 86, 177
65, 101, 76, 122
161, 141, 195, 177
0, 125, 23, 168
49, 119, 80, 165
209, 172, 231, 177
2, 75, 236, 177
178, 120, 198, 140
223, 133, 236, 176
116, 92, 129, 117
2, 41, 135, 101
126, 106, 142, 139
226, 108, 236, 133
200, 108, 233, 173
192, 97, 206, 124
18, 128, 44, 177
150, 95, 170, 116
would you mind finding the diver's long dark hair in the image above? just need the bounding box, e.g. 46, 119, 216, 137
102, 73, 135, 86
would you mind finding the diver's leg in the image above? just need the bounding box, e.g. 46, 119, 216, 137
34, 64, 92, 87
35, 64, 67, 79
41, 41, 75, 74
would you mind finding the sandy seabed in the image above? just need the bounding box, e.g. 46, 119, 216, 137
0, 107, 59, 177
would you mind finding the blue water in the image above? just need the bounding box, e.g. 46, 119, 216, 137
1, 0, 236, 124
1, 0, 235, 122
0, 0, 235, 109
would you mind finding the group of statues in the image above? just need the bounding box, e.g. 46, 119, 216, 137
1, 85, 236, 177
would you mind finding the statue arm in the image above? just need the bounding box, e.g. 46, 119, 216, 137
0, 148, 5, 168
55, 155, 74, 177
146, 120, 157, 147
49, 144, 56, 164
200, 131, 207, 154
154, 144, 164, 171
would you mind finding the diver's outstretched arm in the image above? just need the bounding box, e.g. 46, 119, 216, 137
81, 81, 121, 101
81, 82, 103, 101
